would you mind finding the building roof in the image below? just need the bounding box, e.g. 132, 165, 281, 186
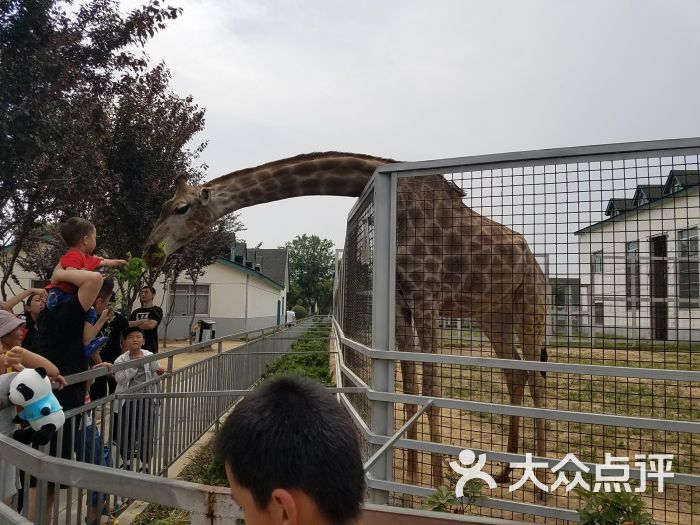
225, 243, 287, 287
663, 169, 700, 194
576, 170, 700, 236
215, 257, 284, 289
604, 198, 635, 217
631, 185, 664, 207
245, 248, 288, 285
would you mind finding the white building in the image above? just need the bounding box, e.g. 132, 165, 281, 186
576, 170, 699, 341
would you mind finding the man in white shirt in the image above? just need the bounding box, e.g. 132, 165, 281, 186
285, 307, 296, 327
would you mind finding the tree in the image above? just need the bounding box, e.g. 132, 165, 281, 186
0, 0, 181, 299
93, 62, 207, 313
284, 235, 335, 314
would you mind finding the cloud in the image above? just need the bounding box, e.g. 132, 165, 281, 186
121, 0, 700, 248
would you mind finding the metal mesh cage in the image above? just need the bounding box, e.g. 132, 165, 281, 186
386, 147, 699, 523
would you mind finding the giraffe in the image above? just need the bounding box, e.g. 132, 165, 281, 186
143, 152, 548, 487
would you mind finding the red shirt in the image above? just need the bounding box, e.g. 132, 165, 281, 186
46, 249, 102, 294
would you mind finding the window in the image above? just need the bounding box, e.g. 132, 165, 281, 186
594, 299, 604, 325
626, 241, 640, 310
591, 251, 603, 273
169, 284, 210, 316
678, 227, 699, 308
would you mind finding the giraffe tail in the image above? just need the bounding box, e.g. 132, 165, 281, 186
539, 347, 548, 378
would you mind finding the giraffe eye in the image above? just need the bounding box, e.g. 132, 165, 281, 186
174, 203, 190, 215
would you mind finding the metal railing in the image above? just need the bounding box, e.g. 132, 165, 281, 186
0, 318, 322, 524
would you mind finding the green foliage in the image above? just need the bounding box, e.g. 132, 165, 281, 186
292, 304, 307, 319
576, 489, 655, 525
112, 255, 148, 288
263, 321, 332, 385
283, 235, 335, 313
0, 0, 182, 299
423, 486, 461, 513
422, 461, 483, 515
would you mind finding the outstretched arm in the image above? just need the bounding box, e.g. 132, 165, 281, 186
100, 259, 127, 268
0, 288, 47, 313
83, 307, 111, 344
6, 346, 60, 379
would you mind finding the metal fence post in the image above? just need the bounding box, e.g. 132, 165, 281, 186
162, 354, 174, 477
215, 340, 224, 432
368, 170, 397, 504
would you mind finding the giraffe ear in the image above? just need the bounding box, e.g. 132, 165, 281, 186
199, 187, 210, 204
174, 176, 188, 196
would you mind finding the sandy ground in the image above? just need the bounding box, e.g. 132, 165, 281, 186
162, 339, 245, 370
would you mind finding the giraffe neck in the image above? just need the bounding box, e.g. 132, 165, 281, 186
203, 152, 395, 218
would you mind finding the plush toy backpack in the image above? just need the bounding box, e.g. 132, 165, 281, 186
9, 367, 65, 446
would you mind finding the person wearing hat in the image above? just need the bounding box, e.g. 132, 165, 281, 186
0, 310, 65, 504
113, 326, 164, 471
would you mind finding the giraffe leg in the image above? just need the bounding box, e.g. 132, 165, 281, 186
526, 368, 547, 500
494, 367, 526, 483
518, 299, 548, 500
414, 310, 443, 487
422, 361, 444, 486
396, 304, 419, 487
400, 359, 418, 484
483, 318, 524, 484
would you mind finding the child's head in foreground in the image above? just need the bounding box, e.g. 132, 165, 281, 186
215, 375, 365, 525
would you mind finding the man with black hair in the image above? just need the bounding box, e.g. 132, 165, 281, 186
215, 376, 365, 525
129, 285, 163, 353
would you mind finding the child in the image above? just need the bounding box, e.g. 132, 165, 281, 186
215, 376, 365, 525
45, 217, 126, 310
45, 217, 126, 355
113, 327, 164, 472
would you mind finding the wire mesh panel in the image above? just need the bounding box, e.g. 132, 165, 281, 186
383, 142, 700, 524
340, 188, 376, 460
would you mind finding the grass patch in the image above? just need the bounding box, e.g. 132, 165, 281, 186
262, 320, 333, 385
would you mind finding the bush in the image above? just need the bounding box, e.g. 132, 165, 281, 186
576, 489, 655, 525
292, 305, 307, 319
263, 322, 332, 385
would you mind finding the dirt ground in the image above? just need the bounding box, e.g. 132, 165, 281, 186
160, 339, 245, 370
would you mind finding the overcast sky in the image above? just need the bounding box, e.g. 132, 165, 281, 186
121, 0, 700, 250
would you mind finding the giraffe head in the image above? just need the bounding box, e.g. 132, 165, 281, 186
143, 177, 218, 267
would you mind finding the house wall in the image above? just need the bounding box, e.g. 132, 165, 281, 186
578, 188, 700, 340
158, 263, 285, 340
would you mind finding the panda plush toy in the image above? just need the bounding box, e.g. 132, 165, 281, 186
9, 367, 65, 446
